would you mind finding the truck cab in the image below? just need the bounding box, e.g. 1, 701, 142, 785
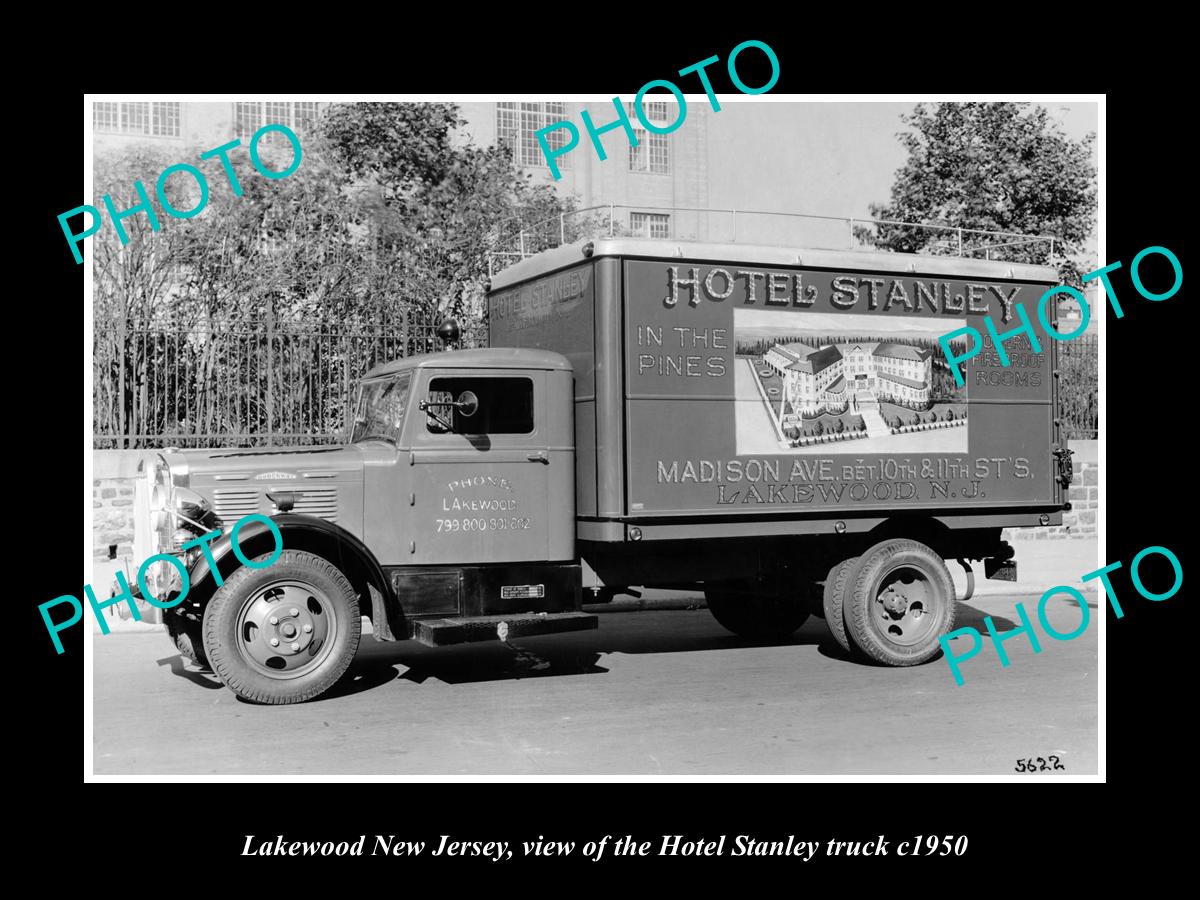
147, 348, 592, 704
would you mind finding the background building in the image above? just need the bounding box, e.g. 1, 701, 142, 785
92, 99, 1098, 276
455, 101, 710, 240
93, 101, 320, 153
93, 99, 712, 241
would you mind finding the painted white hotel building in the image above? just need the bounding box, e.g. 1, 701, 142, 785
765, 341, 933, 416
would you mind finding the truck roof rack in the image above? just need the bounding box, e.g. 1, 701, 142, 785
485, 205, 1061, 279
489, 237, 1060, 292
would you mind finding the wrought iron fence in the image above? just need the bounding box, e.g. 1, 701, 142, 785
96, 314, 1099, 448
1058, 333, 1098, 440
93, 311, 483, 449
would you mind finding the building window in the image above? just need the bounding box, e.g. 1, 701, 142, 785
630, 212, 670, 239
234, 101, 320, 141
94, 101, 181, 137
496, 102, 570, 169
626, 101, 672, 174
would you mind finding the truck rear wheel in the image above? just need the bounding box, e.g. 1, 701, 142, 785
843, 539, 956, 666
822, 556, 859, 654
705, 587, 811, 640
202, 550, 361, 704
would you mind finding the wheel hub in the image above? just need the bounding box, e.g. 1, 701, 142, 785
236, 581, 335, 677
880, 586, 909, 615
871, 574, 935, 647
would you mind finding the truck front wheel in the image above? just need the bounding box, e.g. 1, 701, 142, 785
843, 539, 956, 666
705, 587, 811, 640
202, 550, 361, 704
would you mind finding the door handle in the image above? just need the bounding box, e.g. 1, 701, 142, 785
527, 451, 549, 464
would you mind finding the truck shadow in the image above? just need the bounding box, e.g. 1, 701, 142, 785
347, 599, 1033, 686
816, 602, 1019, 665
340, 639, 609, 691
155, 654, 224, 689
157, 600, 1061, 697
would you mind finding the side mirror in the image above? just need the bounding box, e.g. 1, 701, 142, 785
456, 390, 479, 418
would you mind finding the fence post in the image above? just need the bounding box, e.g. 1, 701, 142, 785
560, 212, 565, 245
848, 217, 855, 250
519, 229, 525, 258
266, 303, 275, 444
609, 203, 614, 236
957, 228, 963, 256
1049, 236, 1055, 260
343, 342, 351, 442
401, 307, 409, 358
117, 306, 127, 450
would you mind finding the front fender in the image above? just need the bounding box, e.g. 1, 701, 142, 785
185, 513, 402, 639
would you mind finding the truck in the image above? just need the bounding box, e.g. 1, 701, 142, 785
141, 238, 1070, 703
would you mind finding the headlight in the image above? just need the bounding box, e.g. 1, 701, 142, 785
147, 456, 174, 553
174, 487, 212, 522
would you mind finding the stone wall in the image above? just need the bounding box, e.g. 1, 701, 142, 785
93, 477, 135, 559
92, 450, 153, 560
1005, 439, 1098, 541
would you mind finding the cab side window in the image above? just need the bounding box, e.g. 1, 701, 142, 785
426, 377, 534, 435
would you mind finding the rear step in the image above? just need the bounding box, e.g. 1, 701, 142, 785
412, 612, 598, 647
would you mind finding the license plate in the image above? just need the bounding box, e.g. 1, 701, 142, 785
501, 584, 545, 600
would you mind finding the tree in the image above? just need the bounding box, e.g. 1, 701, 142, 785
93, 102, 582, 447
320, 103, 579, 333
861, 103, 1096, 285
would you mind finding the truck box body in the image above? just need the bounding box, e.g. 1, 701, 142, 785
488, 240, 1065, 545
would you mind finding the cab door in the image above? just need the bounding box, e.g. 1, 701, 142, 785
405, 368, 566, 565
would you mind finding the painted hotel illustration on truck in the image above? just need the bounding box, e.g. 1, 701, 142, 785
734, 310, 968, 455
764, 341, 932, 417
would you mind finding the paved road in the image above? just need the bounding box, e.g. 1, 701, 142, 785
92, 589, 1097, 777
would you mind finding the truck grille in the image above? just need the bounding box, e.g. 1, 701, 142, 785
211, 488, 339, 524
288, 488, 338, 523
212, 489, 261, 520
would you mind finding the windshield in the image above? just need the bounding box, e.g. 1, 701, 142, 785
351, 373, 411, 444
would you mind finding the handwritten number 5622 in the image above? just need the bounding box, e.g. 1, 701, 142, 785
1014, 756, 1065, 772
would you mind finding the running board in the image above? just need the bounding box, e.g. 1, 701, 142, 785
412, 612, 598, 647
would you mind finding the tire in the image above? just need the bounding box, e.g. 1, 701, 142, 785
166, 614, 208, 668
705, 586, 811, 640
822, 556, 859, 654
843, 539, 956, 666
202, 550, 361, 704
